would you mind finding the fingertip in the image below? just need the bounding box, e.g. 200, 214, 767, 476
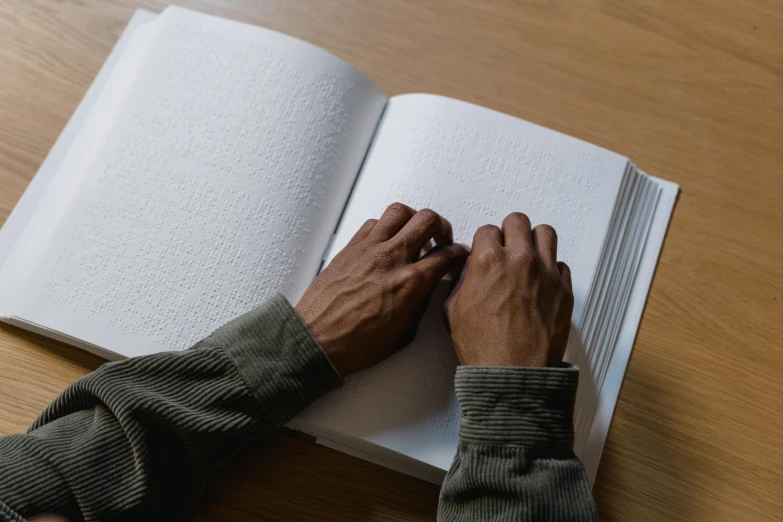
432, 216, 455, 246
448, 242, 471, 258
454, 242, 471, 253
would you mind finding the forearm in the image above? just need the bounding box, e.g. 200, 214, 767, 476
0, 294, 341, 522
438, 366, 596, 522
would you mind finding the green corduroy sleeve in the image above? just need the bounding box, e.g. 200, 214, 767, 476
0, 293, 341, 522
0, 291, 597, 522
438, 365, 597, 522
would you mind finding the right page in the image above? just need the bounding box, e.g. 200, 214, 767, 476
294, 94, 632, 474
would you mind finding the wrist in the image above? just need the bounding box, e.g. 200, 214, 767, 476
293, 304, 352, 377
213, 294, 343, 424
454, 340, 555, 368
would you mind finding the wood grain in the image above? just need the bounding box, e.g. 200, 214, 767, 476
1, 0, 782, 520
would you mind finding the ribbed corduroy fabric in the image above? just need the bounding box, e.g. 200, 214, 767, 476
0, 294, 596, 522
0, 294, 342, 522
438, 366, 597, 521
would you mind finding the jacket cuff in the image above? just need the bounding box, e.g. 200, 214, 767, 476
455, 365, 579, 450
210, 293, 342, 425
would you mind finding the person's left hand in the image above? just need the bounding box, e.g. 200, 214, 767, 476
295, 202, 469, 377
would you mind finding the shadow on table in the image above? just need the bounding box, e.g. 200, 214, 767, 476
0, 322, 104, 372
192, 430, 440, 522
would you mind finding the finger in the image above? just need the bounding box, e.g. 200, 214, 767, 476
472, 224, 503, 252
346, 219, 378, 246
400, 289, 434, 348
413, 243, 470, 293
501, 212, 533, 252
558, 261, 572, 292
367, 202, 416, 243
533, 224, 558, 269
394, 208, 454, 260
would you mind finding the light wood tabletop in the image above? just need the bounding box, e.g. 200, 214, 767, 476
1, 0, 782, 520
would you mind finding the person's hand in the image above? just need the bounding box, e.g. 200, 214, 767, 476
444, 213, 573, 367
296, 203, 469, 377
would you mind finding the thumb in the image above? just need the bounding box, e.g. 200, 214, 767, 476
448, 252, 470, 296
443, 253, 471, 326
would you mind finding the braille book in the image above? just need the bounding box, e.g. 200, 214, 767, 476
0, 6, 677, 484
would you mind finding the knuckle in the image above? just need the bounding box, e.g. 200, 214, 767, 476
476, 246, 504, 265
511, 247, 538, 268
517, 245, 537, 262
363, 218, 378, 228
370, 247, 395, 268
545, 269, 562, 287
408, 267, 428, 286
399, 266, 426, 291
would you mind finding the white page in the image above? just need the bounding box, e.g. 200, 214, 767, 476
572, 172, 660, 451
0, 10, 156, 272
580, 176, 678, 482
294, 94, 629, 471
0, 13, 160, 314
4, 6, 387, 357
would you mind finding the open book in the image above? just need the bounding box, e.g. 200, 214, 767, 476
0, 7, 677, 485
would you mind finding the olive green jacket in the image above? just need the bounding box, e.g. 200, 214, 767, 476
0, 294, 595, 521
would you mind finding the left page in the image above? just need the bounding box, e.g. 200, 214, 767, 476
0, 10, 156, 271
0, 6, 387, 358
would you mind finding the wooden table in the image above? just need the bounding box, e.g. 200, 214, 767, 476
1, 0, 782, 520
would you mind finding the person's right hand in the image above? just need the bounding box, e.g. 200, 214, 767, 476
444, 212, 574, 367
